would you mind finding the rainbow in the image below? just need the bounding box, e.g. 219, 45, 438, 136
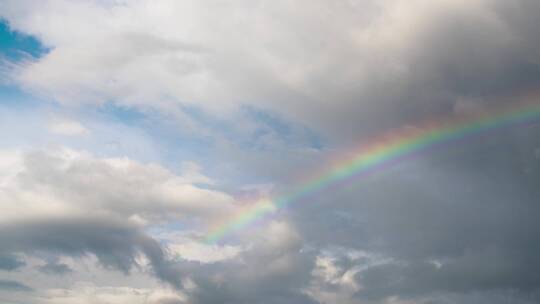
206, 100, 540, 243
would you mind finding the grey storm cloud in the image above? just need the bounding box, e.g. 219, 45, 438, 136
37, 261, 73, 275
0, 216, 183, 288
292, 126, 540, 302
0, 253, 25, 271
172, 221, 318, 304
0, 279, 32, 292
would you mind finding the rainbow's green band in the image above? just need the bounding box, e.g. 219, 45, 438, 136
206, 100, 540, 243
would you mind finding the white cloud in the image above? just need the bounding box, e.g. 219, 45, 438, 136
303, 255, 360, 304
47, 118, 89, 136
0, 147, 235, 224
302, 248, 391, 304
40, 284, 187, 304
178, 161, 214, 185
168, 238, 242, 264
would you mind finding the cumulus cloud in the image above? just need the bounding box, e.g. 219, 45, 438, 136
0, 279, 33, 292
0, 148, 234, 223
164, 235, 243, 264
0, 147, 320, 303
0, 215, 183, 286
0, 253, 26, 271
0, 147, 239, 295
47, 118, 89, 136
182, 220, 317, 304
37, 261, 73, 275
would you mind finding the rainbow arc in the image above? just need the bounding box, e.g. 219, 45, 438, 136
206, 100, 540, 243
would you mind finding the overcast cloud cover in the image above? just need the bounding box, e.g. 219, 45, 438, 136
1, 0, 540, 303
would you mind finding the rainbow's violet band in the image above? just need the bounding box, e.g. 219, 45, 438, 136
206, 100, 540, 243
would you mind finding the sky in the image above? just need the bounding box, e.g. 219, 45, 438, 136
1, 1, 540, 303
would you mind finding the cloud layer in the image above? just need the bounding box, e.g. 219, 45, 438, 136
1, 0, 540, 303
3, 0, 540, 141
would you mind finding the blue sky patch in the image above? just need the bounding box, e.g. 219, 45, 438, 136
0, 20, 46, 60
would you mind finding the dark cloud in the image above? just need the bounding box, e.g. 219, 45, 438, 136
37, 261, 72, 275
0, 279, 32, 292
299, 0, 540, 144
0, 216, 183, 288
293, 125, 540, 302
0, 253, 25, 271
183, 222, 317, 304
355, 256, 540, 301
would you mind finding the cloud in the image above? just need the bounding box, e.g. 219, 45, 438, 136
0, 147, 239, 292
47, 118, 89, 136
2, 0, 540, 144
37, 261, 73, 275
0, 253, 25, 271
290, 125, 540, 302
0, 216, 183, 286
182, 220, 317, 304
38, 284, 188, 304
165, 235, 243, 264
0, 279, 32, 292
0, 146, 319, 303
0, 148, 235, 223
0, 147, 321, 303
